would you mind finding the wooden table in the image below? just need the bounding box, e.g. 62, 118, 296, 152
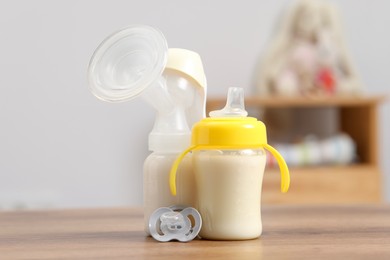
1, 205, 390, 259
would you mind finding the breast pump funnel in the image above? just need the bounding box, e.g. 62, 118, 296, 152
88, 25, 168, 103
88, 25, 207, 152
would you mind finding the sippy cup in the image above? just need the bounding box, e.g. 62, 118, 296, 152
170, 87, 290, 240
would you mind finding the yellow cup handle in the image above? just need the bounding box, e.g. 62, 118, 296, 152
170, 144, 290, 195
169, 146, 196, 196
263, 144, 290, 193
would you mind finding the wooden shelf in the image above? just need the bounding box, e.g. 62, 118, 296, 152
207, 95, 386, 204
262, 164, 381, 204
207, 95, 386, 109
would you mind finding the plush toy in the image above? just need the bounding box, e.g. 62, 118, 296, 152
256, 0, 361, 96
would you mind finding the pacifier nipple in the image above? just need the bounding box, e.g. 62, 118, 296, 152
149, 206, 202, 242
209, 87, 248, 117
160, 211, 186, 233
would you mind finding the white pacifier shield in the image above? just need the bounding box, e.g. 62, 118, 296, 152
148, 206, 202, 242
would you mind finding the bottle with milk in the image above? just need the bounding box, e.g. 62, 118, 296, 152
87, 25, 207, 234
170, 87, 290, 240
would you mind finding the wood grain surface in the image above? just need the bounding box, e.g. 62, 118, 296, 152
1, 205, 390, 259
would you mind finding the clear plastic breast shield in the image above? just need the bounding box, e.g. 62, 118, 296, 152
88, 25, 207, 152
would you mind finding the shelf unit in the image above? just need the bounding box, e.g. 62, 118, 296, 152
206, 95, 385, 204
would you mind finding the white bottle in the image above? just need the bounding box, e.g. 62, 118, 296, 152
87, 26, 207, 234
142, 57, 207, 234
144, 152, 194, 233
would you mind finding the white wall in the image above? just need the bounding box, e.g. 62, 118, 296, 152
0, 0, 389, 209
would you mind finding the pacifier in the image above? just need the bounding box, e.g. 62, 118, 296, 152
148, 206, 202, 242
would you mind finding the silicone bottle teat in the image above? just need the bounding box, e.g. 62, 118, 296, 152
209, 87, 248, 117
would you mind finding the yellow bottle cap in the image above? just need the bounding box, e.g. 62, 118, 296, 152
191, 117, 267, 148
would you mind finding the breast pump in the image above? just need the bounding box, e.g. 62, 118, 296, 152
87, 25, 206, 237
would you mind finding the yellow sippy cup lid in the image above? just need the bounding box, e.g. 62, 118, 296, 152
169, 88, 290, 195
191, 117, 267, 148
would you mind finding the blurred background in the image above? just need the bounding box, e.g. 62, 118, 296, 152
0, 0, 388, 209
